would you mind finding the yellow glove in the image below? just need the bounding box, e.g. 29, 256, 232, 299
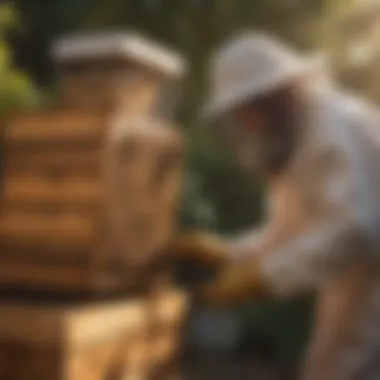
166, 232, 230, 267
197, 260, 265, 306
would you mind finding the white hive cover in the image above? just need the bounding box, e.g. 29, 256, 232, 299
52, 30, 186, 78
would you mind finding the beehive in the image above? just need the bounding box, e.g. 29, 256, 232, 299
0, 32, 186, 294
0, 289, 189, 380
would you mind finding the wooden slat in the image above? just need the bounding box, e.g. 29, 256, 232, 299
0, 258, 135, 294
0, 204, 99, 219
1, 174, 103, 205
0, 261, 93, 301
5, 112, 106, 143
3, 148, 100, 173
0, 211, 97, 247
0, 244, 91, 266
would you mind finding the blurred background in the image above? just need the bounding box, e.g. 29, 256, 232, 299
1, 0, 380, 378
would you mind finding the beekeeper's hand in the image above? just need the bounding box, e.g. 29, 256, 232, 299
196, 259, 265, 306
166, 232, 231, 267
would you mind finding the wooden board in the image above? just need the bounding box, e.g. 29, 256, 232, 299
1, 173, 103, 206
0, 247, 91, 267
0, 260, 95, 292
5, 110, 106, 145
3, 147, 100, 174
0, 210, 98, 248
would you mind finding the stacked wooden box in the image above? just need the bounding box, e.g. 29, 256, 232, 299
0, 31, 188, 380
0, 289, 188, 380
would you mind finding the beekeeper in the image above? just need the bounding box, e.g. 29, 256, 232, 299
171, 32, 380, 380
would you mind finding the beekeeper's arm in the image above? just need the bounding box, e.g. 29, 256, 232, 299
201, 146, 375, 304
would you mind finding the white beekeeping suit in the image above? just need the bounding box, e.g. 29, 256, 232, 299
195, 32, 380, 380
252, 88, 380, 380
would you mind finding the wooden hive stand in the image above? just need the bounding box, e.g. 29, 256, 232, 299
0, 290, 189, 380
0, 31, 189, 380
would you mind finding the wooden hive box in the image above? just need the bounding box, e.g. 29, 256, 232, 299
0, 31, 186, 294
0, 110, 184, 294
0, 289, 189, 380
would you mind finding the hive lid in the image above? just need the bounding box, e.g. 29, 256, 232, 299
52, 30, 186, 78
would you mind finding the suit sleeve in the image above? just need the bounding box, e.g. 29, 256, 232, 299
259, 145, 374, 297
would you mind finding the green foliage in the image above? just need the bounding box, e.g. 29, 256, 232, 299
0, 4, 43, 117
179, 126, 264, 234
